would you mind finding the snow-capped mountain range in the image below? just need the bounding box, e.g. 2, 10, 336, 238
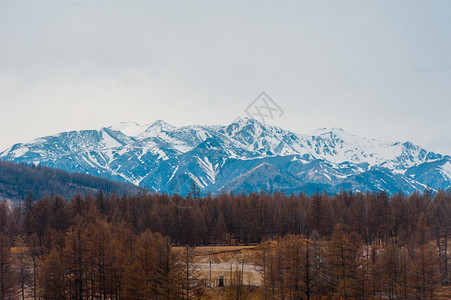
1, 118, 450, 196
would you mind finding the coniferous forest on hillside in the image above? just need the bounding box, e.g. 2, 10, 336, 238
0, 189, 451, 299
0, 160, 143, 204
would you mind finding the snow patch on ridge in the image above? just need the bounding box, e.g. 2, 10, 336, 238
197, 157, 217, 184
139, 120, 176, 138
109, 121, 149, 137
442, 162, 451, 180
12, 147, 29, 158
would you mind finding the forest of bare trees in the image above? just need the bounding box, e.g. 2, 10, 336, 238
0, 189, 450, 299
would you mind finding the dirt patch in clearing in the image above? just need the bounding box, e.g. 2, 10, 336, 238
173, 245, 264, 286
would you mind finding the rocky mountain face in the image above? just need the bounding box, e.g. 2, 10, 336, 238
2, 118, 450, 196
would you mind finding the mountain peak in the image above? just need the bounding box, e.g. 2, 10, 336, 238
311, 127, 348, 136
138, 120, 176, 138
108, 121, 150, 137
228, 117, 263, 129
151, 119, 174, 128
226, 116, 281, 135
224, 117, 270, 145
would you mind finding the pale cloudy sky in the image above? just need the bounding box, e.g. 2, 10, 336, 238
1, 1, 450, 154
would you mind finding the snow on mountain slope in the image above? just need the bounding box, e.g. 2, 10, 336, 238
442, 161, 451, 180
223, 118, 311, 157
1, 118, 449, 196
300, 128, 436, 170
220, 162, 303, 194
8, 146, 29, 159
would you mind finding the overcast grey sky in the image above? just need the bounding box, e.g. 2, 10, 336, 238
1, 1, 450, 154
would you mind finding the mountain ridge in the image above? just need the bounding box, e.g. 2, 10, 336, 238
1, 118, 450, 196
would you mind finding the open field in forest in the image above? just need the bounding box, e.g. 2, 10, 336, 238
173, 245, 264, 287
175, 243, 451, 299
